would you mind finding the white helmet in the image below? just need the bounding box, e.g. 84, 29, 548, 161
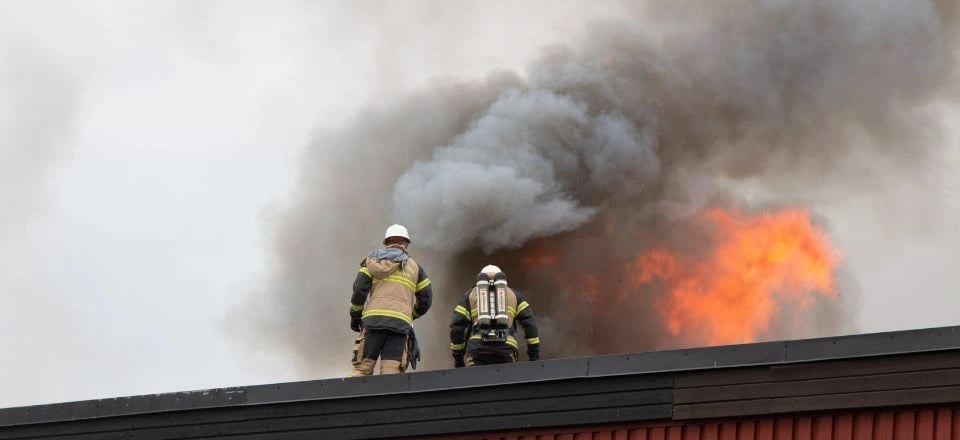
383, 224, 410, 243
481, 264, 502, 275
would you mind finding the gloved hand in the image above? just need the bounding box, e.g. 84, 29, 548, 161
453, 353, 465, 368
527, 350, 540, 362
350, 317, 362, 333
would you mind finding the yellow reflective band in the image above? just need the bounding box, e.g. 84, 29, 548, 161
382, 275, 417, 291
361, 309, 413, 324
507, 306, 516, 317
516, 301, 530, 314
454, 305, 470, 320
373, 275, 417, 290
469, 335, 481, 340
359, 267, 372, 278
349, 304, 364, 312
416, 278, 431, 292
526, 337, 540, 345
450, 342, 465, 351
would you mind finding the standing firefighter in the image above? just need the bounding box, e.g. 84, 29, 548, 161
450, 265, 540, 367
348, 224, 432, 376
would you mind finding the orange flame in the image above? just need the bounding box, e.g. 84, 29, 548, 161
632, 208, 840, 346
520, 245, 560, 270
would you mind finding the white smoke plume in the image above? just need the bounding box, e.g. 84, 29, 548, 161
242, 1, 958, 373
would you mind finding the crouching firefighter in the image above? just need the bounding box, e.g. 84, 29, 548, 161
450, 265, 540, 367
348, 224, 432, 376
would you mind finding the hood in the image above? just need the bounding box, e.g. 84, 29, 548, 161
366, 247, 409, 278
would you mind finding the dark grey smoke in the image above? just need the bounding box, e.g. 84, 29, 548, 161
394, 89, 659, 253
236, 75, 523, 373
242, 1, 957, 373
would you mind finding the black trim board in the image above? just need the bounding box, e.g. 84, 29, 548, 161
1, 326, 959, 439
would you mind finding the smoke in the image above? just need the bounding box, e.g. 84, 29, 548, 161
243, 1, 957, 372
0, 42, 79, 238
237, 75, 523, 373
393, 89, 659, 252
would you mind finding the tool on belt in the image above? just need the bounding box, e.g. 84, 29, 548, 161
405, 329, 421, 371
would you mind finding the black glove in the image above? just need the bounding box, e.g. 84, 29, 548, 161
453, 353, 465, 368
350, 317, 362, 332
527, 350, 540, 362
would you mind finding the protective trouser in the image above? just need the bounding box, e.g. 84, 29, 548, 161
349, 328, 409, 376
465, 351, 517, 366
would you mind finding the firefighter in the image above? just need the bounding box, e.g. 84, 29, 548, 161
348, 224, 432, 376
449, 265, 540, 367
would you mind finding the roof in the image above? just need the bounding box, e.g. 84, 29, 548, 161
3, 326, 960, 439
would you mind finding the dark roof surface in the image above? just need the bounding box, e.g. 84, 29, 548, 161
3, 325, 960, 439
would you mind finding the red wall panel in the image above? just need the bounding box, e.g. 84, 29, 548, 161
421, 405, 960, 440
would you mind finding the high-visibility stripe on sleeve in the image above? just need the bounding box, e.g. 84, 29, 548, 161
358, 267, 372, 278
516, 301, 530, 314
454, 305, 470, 320
350, 304, 364, 312
526, 337, 540, 345
450, 342, 465, 351
416, 278, 431, 291
507, 306, 516, 317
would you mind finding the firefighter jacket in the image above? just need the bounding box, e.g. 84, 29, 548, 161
449, 287, 540, 359
350, 246, 432, 334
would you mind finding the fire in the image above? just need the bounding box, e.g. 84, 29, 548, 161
509, 206, 841, 355
519, 244, 560, 270
631, 208, 840, 346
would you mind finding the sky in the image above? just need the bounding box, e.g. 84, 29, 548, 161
0, 1, 958, 408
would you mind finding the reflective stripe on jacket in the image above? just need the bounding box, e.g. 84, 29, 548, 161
350, 249, 432, 333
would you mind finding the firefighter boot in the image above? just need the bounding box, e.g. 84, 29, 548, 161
348, 358, 377, 377
380, 359, 403, 375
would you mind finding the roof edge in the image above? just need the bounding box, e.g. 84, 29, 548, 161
3, 325, 959, 426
